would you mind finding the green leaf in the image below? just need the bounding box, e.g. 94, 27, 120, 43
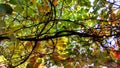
0, 19, 6, 34
26, 64, 33, 68
9, 0, 17, 5
0, 4, 13, 14
9, 0, 23, 5
65, 0, 72, 4
93, 0, 99, 6
0, 0, 4, 3
14, 5, 24, 13
79, 0, 91, 7
36, 58, 42, 63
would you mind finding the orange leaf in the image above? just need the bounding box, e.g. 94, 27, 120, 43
53, 0, 58, 6
112, 50, 120, 59
110, 13, 116, 19
33, 62, 40, 68
37, 4, 42, 13
115, 51, 120, 59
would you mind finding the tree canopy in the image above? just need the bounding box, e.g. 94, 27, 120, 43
0, 0, 120, 68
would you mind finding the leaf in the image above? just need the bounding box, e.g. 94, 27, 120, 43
0, 20, 5, 29
114, 51, 120, 59
58, 54, 67, 60
68, 58, 73, 62
110, 50, 120, 59
38, 52, 45, 58
14, 5, 24, 13
93, 0, 99, 7
0, 4, 13, 15
25, 41, 34, 50
31, 0, 36, 6
36, 58, 42, 63
117, 9, 120, 15
10, 34, 16, 41
37, 4, 43, 13
65, 0, 72, 4
53, 0, 58, 6
74, 62, 81, 68
33, 41, 41, 51
79, 0, 91, 7
9, 0, 24, 5
0, 13, 5, 17
38, 63, 46, 68
65, 63, 73, 68
9, 0, 17, 5
26, 63, 33, 68
42, 0, 48, 6
33, 62, 40, 68
110, 13, 116, 19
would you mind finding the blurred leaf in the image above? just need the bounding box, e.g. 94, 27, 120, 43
31, 0, 36, 6
53, 0, 58, 6
0, 0, 119, 67
9, 0, 17, 5
10, 34, 16, 41
38, 63, 46, 68
0, 20, 5, 28
79, 0, 91, 7
113, 51, 120, 59
9, 0, 24, 5
65, 0, 72, 4
14, 5, 24, 13
0, 4, 13, 15
26, 63, 33, 68
65, 63, 73, 68
93, 0, 99, 6
74, 62, 81, 68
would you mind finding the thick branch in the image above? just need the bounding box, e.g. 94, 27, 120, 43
0, 30, 120, 41
17, 30, 115, 41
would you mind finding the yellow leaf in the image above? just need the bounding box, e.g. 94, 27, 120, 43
110, 52, 115, 59
65, 63, 73, 68
47, 40, 54, 48
38, 63, 46, 68
117, 9, 120, 15
56, 37, 68, 50
25, 41, 34, 50
9, 45, 15, 50
56, 43, 67, 50
42, 0, 49, 6
74, 62, 81, 68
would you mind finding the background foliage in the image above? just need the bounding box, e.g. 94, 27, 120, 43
0, 0, 120, 68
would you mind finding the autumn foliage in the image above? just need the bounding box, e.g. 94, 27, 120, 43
0, 0, 120, 68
